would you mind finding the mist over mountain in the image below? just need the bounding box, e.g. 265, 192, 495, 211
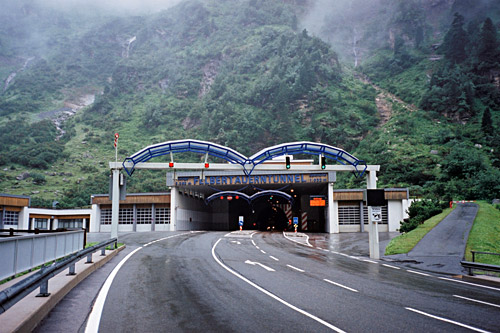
0, 0, 499, 207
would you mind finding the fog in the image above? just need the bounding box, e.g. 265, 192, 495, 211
36, 0, 183, 15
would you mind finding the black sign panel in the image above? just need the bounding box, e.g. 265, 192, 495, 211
365, 189, 387, 206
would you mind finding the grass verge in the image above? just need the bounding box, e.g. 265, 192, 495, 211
384, 207, 454, 255
464, 201, 500, 265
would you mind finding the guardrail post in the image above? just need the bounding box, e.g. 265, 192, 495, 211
86, 253, 93, 264
101, 247, 106, 256
472, 251, 475, 262
36, 279, 51, 297
67, 263, 76, 276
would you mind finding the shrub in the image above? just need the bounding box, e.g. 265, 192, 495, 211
400, 199, 443, 233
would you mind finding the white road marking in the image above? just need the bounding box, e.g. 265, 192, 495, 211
286, 264, 305, 273
260, 250, 267, 254
324, 279, 359, 292
363, 259, 378, 264
231, 241, 241, 245
407, 270, 430, 277
256, 246, 260, 250
316, 247, 323, 250
212, 239, 345, 332
282, 231, 313, 247
269, 256, 279, 261
251, 240, 256, 246
454, 295, 500, 308
84, 232, 193, 333
405, 307, 491, 333
438, 277, 500, 292
382, 264, 401, 270
245, 260, 275, 272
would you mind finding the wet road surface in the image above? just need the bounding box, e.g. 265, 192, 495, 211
36, 230, 500, 332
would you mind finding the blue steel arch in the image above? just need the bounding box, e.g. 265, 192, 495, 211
122, 139, 248, 176
122, 140, 366, 178
205, 190, 293, 205
247, 141, 367, 177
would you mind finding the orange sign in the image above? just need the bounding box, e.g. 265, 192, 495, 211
310, 197, 326, 206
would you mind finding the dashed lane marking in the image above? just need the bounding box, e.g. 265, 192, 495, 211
382, 264, 401, 270
324, 279, 359, 293
287, 264, 305, 273
212, 239, 346, 332
269, 256, 279, 261
453, 295, 500, 309
405, 307, 490, 333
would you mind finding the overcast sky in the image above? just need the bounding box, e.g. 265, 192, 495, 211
33, 0, 183, 15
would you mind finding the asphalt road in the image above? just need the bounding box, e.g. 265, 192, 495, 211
386, 203, 479, 274
35, 230, 500, 332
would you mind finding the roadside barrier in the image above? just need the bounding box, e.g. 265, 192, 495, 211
0, 238, 117, 314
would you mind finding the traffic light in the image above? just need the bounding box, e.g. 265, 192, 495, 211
321, 156, 326, 169
285, 156, 291, 169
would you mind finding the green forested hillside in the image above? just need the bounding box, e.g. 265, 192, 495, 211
0, 0, 499, 207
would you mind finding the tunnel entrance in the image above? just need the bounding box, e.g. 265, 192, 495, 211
252, 201, 289, 231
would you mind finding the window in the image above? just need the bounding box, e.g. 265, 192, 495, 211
101, 209, 112, 225
137, 208, 152, 224
59, 219, 83, 229
119, 208, 134, 224
155, 208, 171, 224
34, 218, 48, 229
4, 211, 19, 225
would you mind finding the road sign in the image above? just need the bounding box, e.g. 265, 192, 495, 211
293, 217, 298, 225
371, 206, 382, 222
239, 216, 244, 226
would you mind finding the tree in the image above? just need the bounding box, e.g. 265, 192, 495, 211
481, 108, 494, 136
443, 13, 469, 64
477, 17, 498, 72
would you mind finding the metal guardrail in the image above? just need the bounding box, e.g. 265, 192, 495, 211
462, 250, 500, 276
0, 230, 85, 281
461, 261, 500, 276
0, 238, 117, 314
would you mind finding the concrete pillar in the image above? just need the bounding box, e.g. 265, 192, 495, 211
133, 204, 137, 232
367, 170, 377, 189
151, 203, 155, 231
111, 169, 120, 239
0, 208, 5, 229
359, 201, 365, 232
327, 183, 339, 233
170, 187, 177, 231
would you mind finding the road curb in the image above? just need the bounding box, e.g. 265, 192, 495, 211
461, 274, 500, 288
0, 245, 126, 333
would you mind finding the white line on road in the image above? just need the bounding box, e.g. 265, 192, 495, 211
85, 247, 142, 333
269, 256, 279, 261
245, 260, 275, 272
405, 307, 491, 333
251, 240, 256, 246
363, 259, 378, 264
438, 277, 500, 292
453, 295, 500, 308
84, 232, 194, 333
407, 270, 430, 277
382, 264, 401, 270
286, 264, 305, 273
256, 246, 260, 250
260, 250, 267, 254
212, 239, 345, 332
324, 279, 359, 293
282, 231, 313, 247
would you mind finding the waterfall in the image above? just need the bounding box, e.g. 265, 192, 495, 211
123, 36, 137, 58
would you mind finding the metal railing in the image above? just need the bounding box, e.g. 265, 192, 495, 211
461, 250, 500, 276
0, 230, 85, 281
0, 238, 117, 314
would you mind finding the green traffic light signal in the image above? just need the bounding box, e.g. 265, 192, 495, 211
285, 156, 291, 169
321, 156, 326, 169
